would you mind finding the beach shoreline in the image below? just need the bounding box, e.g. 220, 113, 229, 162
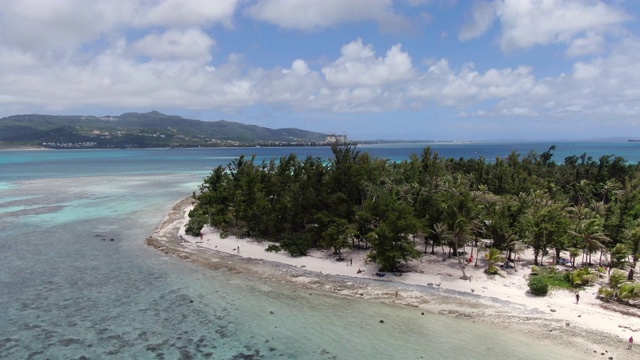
147, 198, 639, 360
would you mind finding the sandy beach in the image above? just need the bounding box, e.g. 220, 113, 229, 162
148, 198, 639, 360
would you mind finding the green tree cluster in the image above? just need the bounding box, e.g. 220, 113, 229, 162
187, 144, 640, 273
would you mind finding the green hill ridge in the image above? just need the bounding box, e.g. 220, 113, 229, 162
0, 111, 327, 148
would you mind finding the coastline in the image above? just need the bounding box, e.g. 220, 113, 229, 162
147, 198, 639, 360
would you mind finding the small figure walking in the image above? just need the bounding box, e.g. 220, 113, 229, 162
350, 258, 353, 266
629, 336, 634, 350
575, 292, 580, 304
237, 246, 240, 254
200, 232, 203, 240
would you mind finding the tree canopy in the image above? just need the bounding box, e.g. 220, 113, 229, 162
187, 144, 640, 272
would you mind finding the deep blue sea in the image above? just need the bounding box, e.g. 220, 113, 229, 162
2, 141, 632, 359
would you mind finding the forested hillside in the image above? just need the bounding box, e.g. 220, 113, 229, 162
0, 111, 327, 148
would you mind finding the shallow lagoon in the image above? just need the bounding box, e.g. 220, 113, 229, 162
1, 145, 622, 359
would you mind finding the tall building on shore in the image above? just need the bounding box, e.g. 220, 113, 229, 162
325, 134, 348, 144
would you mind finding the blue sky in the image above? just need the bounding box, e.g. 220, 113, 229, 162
1, 1, 640, 141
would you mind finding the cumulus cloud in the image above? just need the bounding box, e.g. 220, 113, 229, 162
459, 1, 497, 41
498, 0, 629, 51
0, 0, 639, 135
2, 33, 640, 120
460, 0, 631, 54
0, 0, 237, 54
136, 0, 238, 27
460, 38, 640, 119
322, 39, 414, 87
245, 0, 407, 31
566, 32, 606, 58
0, 0, 126, 52
407, 60, 535, 106
128, 29, 215, 61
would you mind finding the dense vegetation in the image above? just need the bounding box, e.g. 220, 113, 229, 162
187, 143, 640, 300
0, 111, 327, 148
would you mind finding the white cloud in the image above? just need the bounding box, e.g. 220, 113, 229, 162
0, 0, 237, 55
245, 0, 407, 31
0, 0, 127, 52
460, 0, 631, 54
566, 32, 605, 57
128, 29, 215, 61
462, 38, 640, 119
459, 1, 497, 41
498, 0, 629, 51
407, 60, 535, 106
0, 0, 640, 134
3, 33, 639, 119
136, 0, 238, 27
322, 39, 414, 87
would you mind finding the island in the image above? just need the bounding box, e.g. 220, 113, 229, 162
149, 143, 640, 360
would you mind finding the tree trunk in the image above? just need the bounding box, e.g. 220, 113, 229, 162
460, 265, 469, 280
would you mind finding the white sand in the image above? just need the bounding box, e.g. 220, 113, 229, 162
157, 203, 639, 359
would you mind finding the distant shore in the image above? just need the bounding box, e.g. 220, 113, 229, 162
148, 198, 639, 360
0, 145, 47, 150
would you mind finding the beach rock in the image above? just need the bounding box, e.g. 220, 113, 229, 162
379, 320, 384, 323
565, 322, 570, 326
550, 309, 556, 312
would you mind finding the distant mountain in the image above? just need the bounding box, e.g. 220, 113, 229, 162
0, 111, 327, 148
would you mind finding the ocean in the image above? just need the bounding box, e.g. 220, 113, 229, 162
1, 141, 632, 359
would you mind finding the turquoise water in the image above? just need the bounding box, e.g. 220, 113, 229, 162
1, 143, 629, 359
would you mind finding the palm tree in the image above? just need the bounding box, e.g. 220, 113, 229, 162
431, 223, 449, 261
486, 248, 504, 274
449, 218, 472, 264
599, 269, 628, 301
568, 218, 610, 266
509, 240, 526, 272
625, 220, 640, 267
610, 243, 631, 270
565, 204, 595, 223
468, 218, 486, 267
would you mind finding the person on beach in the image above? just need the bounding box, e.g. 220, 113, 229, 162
350, 258, 353, 266
575, 292, 580, 304
629, 336, 634, 350
200, 232, 203, 240
237, 246, 240, 254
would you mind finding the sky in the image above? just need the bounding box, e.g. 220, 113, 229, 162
1, 0, 640, 141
